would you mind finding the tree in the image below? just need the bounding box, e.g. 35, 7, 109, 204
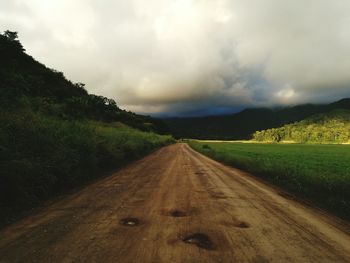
2, 30, 25, 51
4, 30, 19, 41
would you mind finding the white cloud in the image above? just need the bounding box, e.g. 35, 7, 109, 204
1, 0, 350, 115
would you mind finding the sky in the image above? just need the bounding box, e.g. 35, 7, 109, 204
1, 0, 350, 116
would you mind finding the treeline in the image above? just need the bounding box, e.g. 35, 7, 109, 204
0, 30, 174, 227
0, 30, 168, 134
165, 99, 350, 140
253, 110, 350, 143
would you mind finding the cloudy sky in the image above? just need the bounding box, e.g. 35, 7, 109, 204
1, 0, 350, 116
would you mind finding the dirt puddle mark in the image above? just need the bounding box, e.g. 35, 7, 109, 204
221, 220, 250, 229
170, 209, 187, 217
236, 221, 250, 228
182, 233, 215, 250
278, 192, 297, 201
120, 218, 140, 227
163, 207, 199, 217
210, 192, 227, 199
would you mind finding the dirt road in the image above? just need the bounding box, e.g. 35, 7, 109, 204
0, 143, 349, 263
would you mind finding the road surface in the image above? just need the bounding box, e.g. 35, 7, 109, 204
0, 143, 349, 263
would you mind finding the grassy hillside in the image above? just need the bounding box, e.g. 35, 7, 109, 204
0, 30, 169, 134
0, 110, 173, 225
189, 141, 350, 220
0, 30, 174, 226
165, 99, 350, 140
253, 109, 350, 143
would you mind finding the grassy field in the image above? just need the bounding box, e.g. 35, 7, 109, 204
189, 141, 350, 220
0, 110, 174, 227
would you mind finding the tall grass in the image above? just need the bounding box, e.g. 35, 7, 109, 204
189, 141, 350, 220
0, 110, 173, 225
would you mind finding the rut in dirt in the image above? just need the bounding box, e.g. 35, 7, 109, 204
0, 143, 349, 263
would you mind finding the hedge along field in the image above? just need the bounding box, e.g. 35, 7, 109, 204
188, 141, 350, 220
0, 110, 174, 226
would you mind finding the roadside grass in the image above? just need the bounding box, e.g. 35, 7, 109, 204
188, 141, 350, 221
0, 110, 174, 226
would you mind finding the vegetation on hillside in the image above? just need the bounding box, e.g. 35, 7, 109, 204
0, 111, 172, 225
0, 30, 174, 226
0, 30, 168, 133
189, 141, 350, 220
165, 99, 350, 140
253, 110, 350, 143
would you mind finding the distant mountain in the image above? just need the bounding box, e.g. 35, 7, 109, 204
0, 30, 168, 134
164, 98, 350, 139
253, 109, 350, 143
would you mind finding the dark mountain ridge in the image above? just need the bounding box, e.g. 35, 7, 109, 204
165, 98, 350, 140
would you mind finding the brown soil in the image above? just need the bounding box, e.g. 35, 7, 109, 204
0, 143, 349, 262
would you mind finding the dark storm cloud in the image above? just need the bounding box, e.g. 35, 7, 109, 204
1, 0, 350, 115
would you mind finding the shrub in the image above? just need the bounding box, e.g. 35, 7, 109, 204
0, 110, 174, 226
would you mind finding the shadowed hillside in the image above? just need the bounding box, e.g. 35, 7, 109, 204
165, 99, 350, 140
0, 30, 169, 134
0, 31, 173, 227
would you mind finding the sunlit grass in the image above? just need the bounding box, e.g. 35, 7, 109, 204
189, 141, 350, 220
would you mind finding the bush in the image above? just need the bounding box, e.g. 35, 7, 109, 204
0, 110, 174, 225
202, 144, 211, 150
